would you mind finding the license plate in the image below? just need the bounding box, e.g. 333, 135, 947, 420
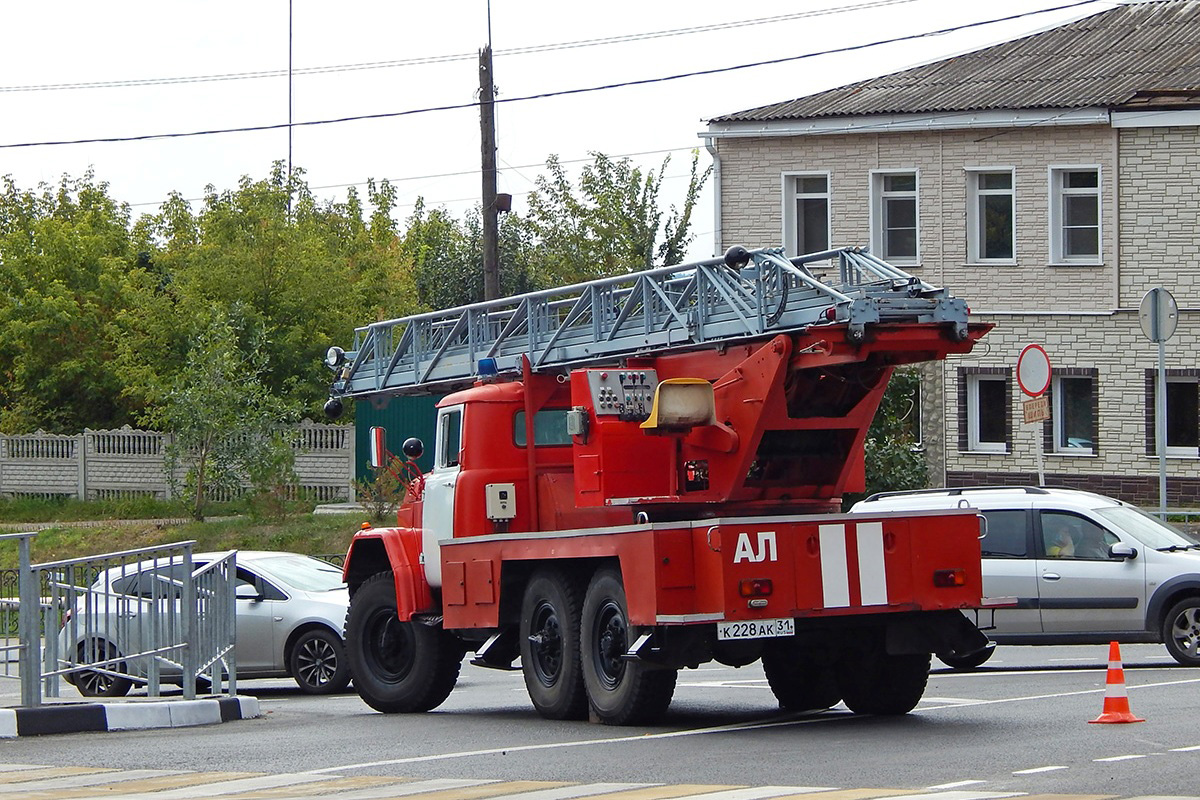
716, 617, 795, 640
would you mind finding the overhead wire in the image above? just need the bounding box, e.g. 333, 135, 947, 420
0, 0, 921, 94
0, 0, 1106, 152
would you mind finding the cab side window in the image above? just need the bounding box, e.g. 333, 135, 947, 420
437, 408, 463, 468
980, 510, 1027, 557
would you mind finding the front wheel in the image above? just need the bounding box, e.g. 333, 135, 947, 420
291, 628, 352, 694
344, 572, 464, 712
1163, 597, 1200, 666
580, 567, 676, 726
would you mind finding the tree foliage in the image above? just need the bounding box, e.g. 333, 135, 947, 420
144, 308, 300, 520
0, 151, 709, 434
860, 369, 928, 501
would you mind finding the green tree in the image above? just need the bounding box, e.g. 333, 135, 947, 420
145, 308, 300, 520
0, 172, 146, 432
859, 369, 927, 501
523, 150, 711, 285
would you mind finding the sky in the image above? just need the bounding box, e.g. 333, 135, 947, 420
0, 0, 1117, 260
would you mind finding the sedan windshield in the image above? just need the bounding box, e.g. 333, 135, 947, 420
1095, 505, 1199, 550
251, 555, 345, 592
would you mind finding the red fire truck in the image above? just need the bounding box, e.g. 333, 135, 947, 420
323, 245, 992, 725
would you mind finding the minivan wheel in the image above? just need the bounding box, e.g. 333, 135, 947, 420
1163, 597, 1200, 666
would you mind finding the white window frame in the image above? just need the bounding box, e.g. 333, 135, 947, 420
1048, 165, 1102, 265
967, 374, 1007, 453
869, 169, 920, 265
1164, 376, 1199, 458
781, 171, 831, 256
966, 167, 1016, 264
1052, 374, 1094, 455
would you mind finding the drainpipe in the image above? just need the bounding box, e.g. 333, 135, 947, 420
704, 135, 722, 256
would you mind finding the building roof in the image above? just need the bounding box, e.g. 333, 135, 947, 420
712, 0, 1200, 123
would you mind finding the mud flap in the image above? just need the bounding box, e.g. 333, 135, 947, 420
884, 610, 992, 658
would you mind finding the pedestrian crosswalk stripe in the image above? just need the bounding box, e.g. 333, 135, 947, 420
202, 775, 419, 799
767, 791, 919, 800
12, 771, 265, 800
354, 781, 569, 800
474, 783, 655, 800
0, 768, 118, 786
0, 770, 182, 794
545, 786, 743, 800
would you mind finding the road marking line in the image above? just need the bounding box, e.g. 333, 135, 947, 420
767, 791, 912, 800
1011, 766, 1068, 775
925, 781, 986, 790
1093, 755, 1146, 762
1170, 745, 1200, 752
305, 713, 846, 774
360, 780, 568, 800
662, 788, 837, 800
858, 792, 1021, 800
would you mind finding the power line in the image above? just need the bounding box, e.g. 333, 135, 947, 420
0, 0, 920, 94
0, 0, 1106, 152
126, 146, 700, 208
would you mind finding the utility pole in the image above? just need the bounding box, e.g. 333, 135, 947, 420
479, 44, 500, 301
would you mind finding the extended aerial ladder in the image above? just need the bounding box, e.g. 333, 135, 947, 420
324, 246, 974, 405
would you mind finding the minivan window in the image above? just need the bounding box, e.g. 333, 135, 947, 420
1095, 505, 1197, 550
980, 510, 1026, 557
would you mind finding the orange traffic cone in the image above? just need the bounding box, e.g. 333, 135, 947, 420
1089, 641, 1144, 724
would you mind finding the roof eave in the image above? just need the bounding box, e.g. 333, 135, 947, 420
701, 107, 1112, 139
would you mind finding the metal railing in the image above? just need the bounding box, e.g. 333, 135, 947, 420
0, 533, 236, 707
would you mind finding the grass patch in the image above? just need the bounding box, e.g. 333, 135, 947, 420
0, 512, 370, 569
0, 495, 256, 523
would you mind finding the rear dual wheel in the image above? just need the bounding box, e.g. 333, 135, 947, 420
837, 651, 930, 715
580, 567, 677, 725
520, 569, 587, 720
761, 641, 841, 711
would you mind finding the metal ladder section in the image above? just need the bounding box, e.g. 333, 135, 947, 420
330, 246, 970, 398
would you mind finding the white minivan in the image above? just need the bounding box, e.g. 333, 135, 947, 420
850, 486, 1200, 669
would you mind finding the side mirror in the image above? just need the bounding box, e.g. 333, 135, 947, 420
235, 584, 261, 601
1109, 542, 1138, 560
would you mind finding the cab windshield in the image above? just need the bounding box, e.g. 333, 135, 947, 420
1095, 505, 1198, 550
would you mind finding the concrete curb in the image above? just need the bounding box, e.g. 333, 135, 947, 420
0, 696, 260, 737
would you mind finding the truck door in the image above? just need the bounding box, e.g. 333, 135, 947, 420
422, 404, 463, 589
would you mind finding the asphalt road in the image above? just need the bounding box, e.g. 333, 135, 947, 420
1, 643, 1197, 800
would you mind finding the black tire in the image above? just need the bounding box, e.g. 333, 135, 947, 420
290, 628, 352, 695
1163, 597, 1200, 666
73, 639, 134, 698
344, 572, 464, 712
937, 646, 994, 671
580, 567, 676, 725
520, 568, 587, 720
837, 652, 930, 716
761, 641, 841, 711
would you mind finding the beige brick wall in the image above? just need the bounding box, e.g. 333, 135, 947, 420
715, 120, 1200, 500
715, 125, 1119, 312
1117, 126, 1200, 308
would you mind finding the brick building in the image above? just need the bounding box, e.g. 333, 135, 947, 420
702, 0, 1200, 506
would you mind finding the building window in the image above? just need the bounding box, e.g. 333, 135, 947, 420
959, 369, 1010, 453
1146, 370, 1200, 457
783, 173, 830, 256
1051, 373, 1096, 454
1049, 167, 1101, 263
871, 171, 918, 263
967, 169, 1014, 262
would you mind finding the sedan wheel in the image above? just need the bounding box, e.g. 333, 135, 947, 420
1163, 597, 1200, 666
290, 628, 351, 694
73, 640, 134, 698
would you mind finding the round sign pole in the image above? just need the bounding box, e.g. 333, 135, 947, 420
1141, 287, 1179, 517
1017, 344, 1052, 487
